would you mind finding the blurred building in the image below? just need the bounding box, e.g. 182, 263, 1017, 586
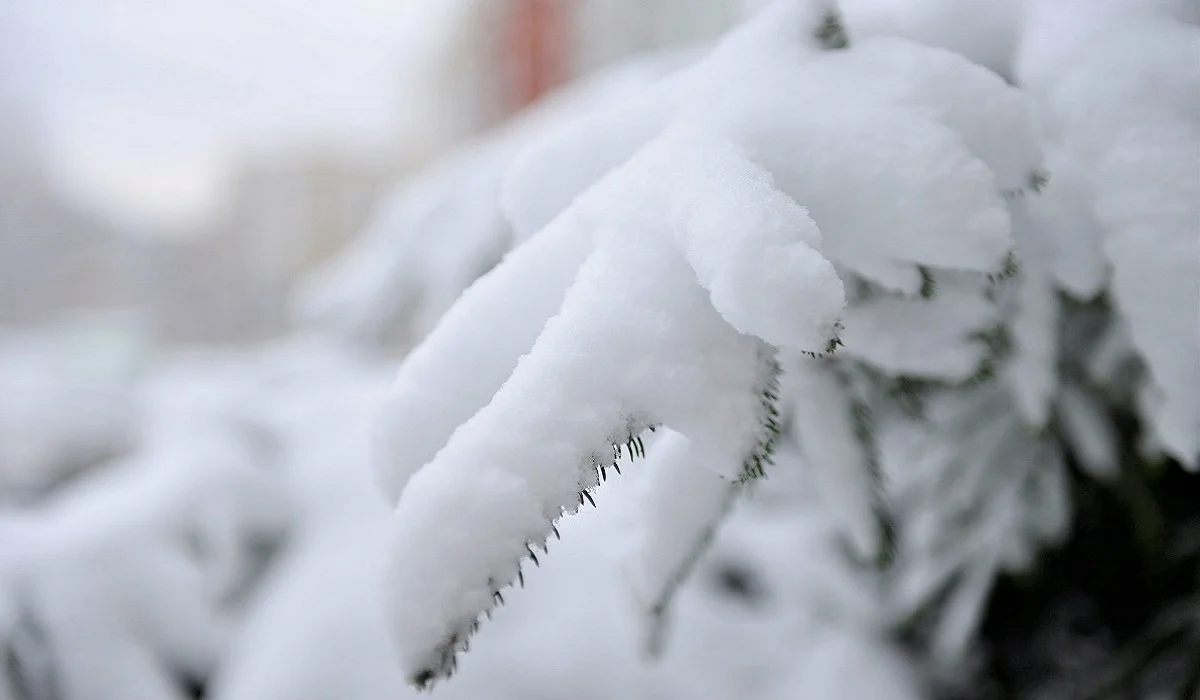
0, 132, 397, 343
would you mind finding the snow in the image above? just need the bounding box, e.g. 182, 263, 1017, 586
1056, 382, 1120, 481
621, 430, 739, 656
1094, 118, 1200, 467
648, 126, 844, 351
781, 354, 882, 559
1003, 200, 1061, 427
806, 37, 1041, 193
5, 0, 1199, 697
839, 0, 1020, 78
0, 420, 288, 700
380, 0, 1052, 685
295, 48, 693, 351
1019, 150, 1110, 300
372, 205, 595, 505
502, 15, 1034, 293
840, 289, 998, 382
1017, 0, 1200, 467
384, 126, 829, 683
0, 318, 144, 504
881, 386, 1072, 666
764, 629, 923, 700
177, 335, 905, 700
744, 102, 1012, 285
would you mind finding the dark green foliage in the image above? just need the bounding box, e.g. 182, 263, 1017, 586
814, 10, 850, 50
919, 267, 938, 299
741, 355, 783, 483
937, 461, 1200, 700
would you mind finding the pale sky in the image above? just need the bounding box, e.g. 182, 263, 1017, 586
0, 0, 442, 232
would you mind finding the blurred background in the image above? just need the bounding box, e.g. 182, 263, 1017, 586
0, 0, 745, 343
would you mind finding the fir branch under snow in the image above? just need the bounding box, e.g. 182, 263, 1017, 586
378, 0, 1045, 686
384, 127, 808, 688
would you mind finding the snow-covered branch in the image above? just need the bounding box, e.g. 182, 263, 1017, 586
377, 0, 1043, 687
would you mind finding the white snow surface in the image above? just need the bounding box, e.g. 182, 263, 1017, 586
384, 125, 832, 680
839, 0, 1021, 78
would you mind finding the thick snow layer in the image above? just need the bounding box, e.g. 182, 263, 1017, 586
805, 37, 1041, 193
1095, 118, 1200, 467
385, 127, 827, 684
502, 6, 1035, 296
643, 127, 843, 352
380, 1, 1048, 684
737, 102, 1012, 283
373, 201, 595, 505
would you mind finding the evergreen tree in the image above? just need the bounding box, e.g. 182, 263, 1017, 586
364, 1, 1199, 696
